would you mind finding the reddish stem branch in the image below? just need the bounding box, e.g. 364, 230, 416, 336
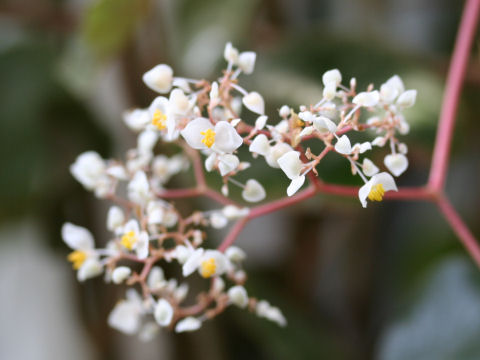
428, 0, 480, 190
218, 217, 250, 252
436, 195, 480, 267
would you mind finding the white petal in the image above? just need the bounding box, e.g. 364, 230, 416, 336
62, 223, 94, 250
228, 286, 249, 308
135, 232, 149, 259
148, 266, 166, 290
299, 126, 314, 137
353, 91, 380, 107
222, 205, 249, 219
123, 219, 140, 234
249, 134, 270, 156
138, 130, 158, 155
169, 89, 191, 115
210, 212, 228, 229
128, 171, 151, 206
148, 96, 170, 118
287, 175, 306, 196
77, 258, 103, 282
123, 108, 150, 131
154, 299, 174, 327
225, 246, 246, 262
384, 153, 409, 177
106, 165, 128, 180
242, 179, 266, 203
397, 89, 417, 108
203, 250, 229, 275
224, 42, 239, 64
218, 154, 239, 176
147, 201, 165, 225
358, 180, 374, 208
213, 121, 243, 153
362, 158, 379, 177
322, 82, 337, 101
265, 142, 293, 168
334, 135, 352, 155
373, 172, 398, 192
238, 51, 256, 74
352, 141, 372, 154
242, 92, 265, 115
313, 116, 337, 133
182, 248, 204, 277
371, 136, 387, 147
112, 266, 131, 284
380, 83, 399, 103
385, 75, 405, 95
143, 64, 173, 93
70, 151, 106, 190
175, 317, 202, 333
298, 111, 314, 123
279, 105, 290, 118
205, 153, 217, 172
277, 151, 303, 180
322, 69, 342, 86
180, 117, 213, 149
108, 301, 141, 335
107, 206, 125, 232
255, 115, 268, 130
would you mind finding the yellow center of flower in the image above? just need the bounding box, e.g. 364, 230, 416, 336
121, 231, 138, 250
67, 250, 87, 270
200, 129, 216, 148
200, 258, 216, 278
152, 109, 167, 130
368, 183, 385, 202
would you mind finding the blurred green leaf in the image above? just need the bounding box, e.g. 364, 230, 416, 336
82, 0, 150, 59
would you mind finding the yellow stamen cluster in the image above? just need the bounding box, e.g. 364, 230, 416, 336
368, 183, 385, 202
121, 231, 138, 250
200, 129, 216, 148
200, 258, 217, 278
152, 109, 167, 130
67, 250, 87, 270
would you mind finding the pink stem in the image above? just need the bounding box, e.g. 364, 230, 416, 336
436, 195, 480, 267
218, 217, 249, 252
158, 188, 201, 199
428, 0, 480, 191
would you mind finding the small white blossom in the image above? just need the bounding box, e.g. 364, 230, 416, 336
128, 171, 151, 206
107, 206, 125, 234
242, 179, 266, 202
384, 153, 408, 176
353, 90, 380, 107
154, 299, 174, 327
210, 212, 228, 229
265, 142, 293, 168
256, 300, 287, 327
362, 158, 379, 177
225, 246, 246, 263
313, 116, 337, 133
224, 42, 239, 64
279, 105, 290, 118
249, 134, 271, 156
242, 92, 265, 115
352, 142, 372, 154
255, 115, 268, 130
148, 266, 166, 291
108, 290, 144, 335
238, 51, 256, 74
228, 286, 249, 308
120, 219, 149, 259
334, 135, 352, 155
112, 266, 131, 284
397, 89, 417, 108
123, 108, 150, 131
143, 64, 173, 93
322, 69, 342, 86
222, 205, 249, 219
70, 151, 108, 192
358, 172, 398, 208
175, 317, 202, 333
278, 151, 303, 180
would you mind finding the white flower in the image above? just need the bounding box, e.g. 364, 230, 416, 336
224, 42, 239, 64
313, 116, 337, 133
137, 130, 158, 156
154, 299, 174, 327
70, 151, 107, 191
352, 142, 372, 154
123, 108, 150, 131
210, 212, 228, 229
238, 51, 256, 74
323, 82, 337, 101
147, 266, 166, 291
256, 300, 287, 327
279, 105, 290, 118
249, 134, 271, 156
362, 158, 379, 177
265, 142, 293, 168
181, 118, 243, 154
322, 69, 342, 86
384, 75, 405, 95
358, 172, 398, 208
353, 90, 380, 107
287, 175, 306, 196
218, 154, 240, 176
175, 317, 202, 333
222, 205, 249, 219
255, 115, 268, 130
334, 135, 352, 155
147, 201, 165, 224
225, 246, 246, 263
142, 64, 173, 93
112, 266, 131, 284
278, 151, 303, 180
397, 89, 417, 108
108, 289, 144, 335
242, 179, 266, 202
127, 171, 151, 206
169, 89, 192, 115
384, 153, 408, 176
182, 249, 229, 278
242, 92, 265, 115
371, 136, 387, 147
62, 223, 103, 282
120, 219, 149, 259
228, 286, 249, 308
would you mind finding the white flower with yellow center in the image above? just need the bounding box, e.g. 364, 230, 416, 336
120, 219, 149, 259
62, 223, 103, 282
181, 117, 243, 154
108, 289, 144, 335
182, 249, 229, 279
358, 172, 398, 208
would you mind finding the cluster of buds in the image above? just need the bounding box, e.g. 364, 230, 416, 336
63, 42, 415, 338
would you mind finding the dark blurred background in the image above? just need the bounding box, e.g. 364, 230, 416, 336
1, 0, 480, 359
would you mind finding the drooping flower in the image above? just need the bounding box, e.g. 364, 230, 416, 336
358, 172, 398, 208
